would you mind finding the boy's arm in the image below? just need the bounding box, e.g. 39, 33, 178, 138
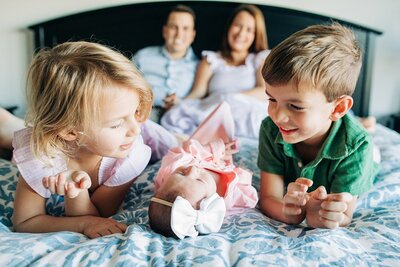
315, 135, 375, 228
259, 171, 306, 224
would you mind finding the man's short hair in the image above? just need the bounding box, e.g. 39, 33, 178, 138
165, 4, 196, 25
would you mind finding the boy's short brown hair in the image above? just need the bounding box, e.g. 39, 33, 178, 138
262, 22, 362, 102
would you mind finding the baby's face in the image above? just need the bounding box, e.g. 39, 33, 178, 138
165, 165, 217, 209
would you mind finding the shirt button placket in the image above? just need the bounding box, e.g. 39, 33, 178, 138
297, 161, 303, 168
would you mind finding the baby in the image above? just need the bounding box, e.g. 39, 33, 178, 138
148, 102, 258, 239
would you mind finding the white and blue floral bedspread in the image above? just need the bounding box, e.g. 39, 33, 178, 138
0, 125, 399, 266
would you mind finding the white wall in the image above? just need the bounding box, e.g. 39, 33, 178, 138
1, 0, 399, 118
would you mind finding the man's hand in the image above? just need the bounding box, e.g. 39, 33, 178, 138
42, 170, 91, 198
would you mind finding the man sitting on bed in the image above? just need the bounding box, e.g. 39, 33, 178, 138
133, 4, 198, 123
257, 23, 380, 229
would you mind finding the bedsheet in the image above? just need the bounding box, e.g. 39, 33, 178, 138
0, 125, 399, 266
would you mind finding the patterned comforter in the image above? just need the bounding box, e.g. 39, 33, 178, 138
0, 125, 399, 266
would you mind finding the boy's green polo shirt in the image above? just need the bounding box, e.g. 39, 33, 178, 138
257, 114, 379, 195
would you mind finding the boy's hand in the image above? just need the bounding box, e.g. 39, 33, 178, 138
42, 170, 92, 198
282, 178, 312, 221
306, 188, 353, 229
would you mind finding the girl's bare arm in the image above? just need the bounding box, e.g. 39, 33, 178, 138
13, 176, 126, 238
90, 181, 134, 217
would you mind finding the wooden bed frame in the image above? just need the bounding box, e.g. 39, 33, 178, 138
28, 1, 382, 116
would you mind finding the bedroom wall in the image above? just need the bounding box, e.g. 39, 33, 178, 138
1, 0, 399, 119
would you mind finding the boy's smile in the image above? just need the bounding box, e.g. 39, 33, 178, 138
265, 81, 335, 148
278, 126, 298, 135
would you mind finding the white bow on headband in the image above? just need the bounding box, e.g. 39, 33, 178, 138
151, 193, 226, 240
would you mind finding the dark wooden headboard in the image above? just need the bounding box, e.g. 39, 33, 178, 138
29, 1, 382, 116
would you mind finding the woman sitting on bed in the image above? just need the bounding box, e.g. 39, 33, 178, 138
160, 4, 270, 139
149, 102, 258, 239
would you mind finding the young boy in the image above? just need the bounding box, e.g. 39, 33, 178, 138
257, 23, 379, 229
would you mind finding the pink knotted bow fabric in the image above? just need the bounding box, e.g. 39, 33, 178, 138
155, 101, 258, 210
154, 138, 258, 210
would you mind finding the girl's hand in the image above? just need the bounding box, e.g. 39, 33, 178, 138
283, 178, 312, 217
42, 170, 92, 198
80, 216, 127, 239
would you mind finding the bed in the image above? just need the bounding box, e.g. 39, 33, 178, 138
1, 124, 400, 265
2, 1, 398, 266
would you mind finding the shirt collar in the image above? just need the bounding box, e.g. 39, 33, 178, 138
161, 46, 196, 61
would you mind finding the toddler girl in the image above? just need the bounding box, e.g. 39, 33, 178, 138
12, 41, 153, 238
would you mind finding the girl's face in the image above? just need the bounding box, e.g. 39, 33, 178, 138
227, 11, 256, 53
162, 165, 217, 209
265, 81, 336, 147
80, 84, 141, 159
